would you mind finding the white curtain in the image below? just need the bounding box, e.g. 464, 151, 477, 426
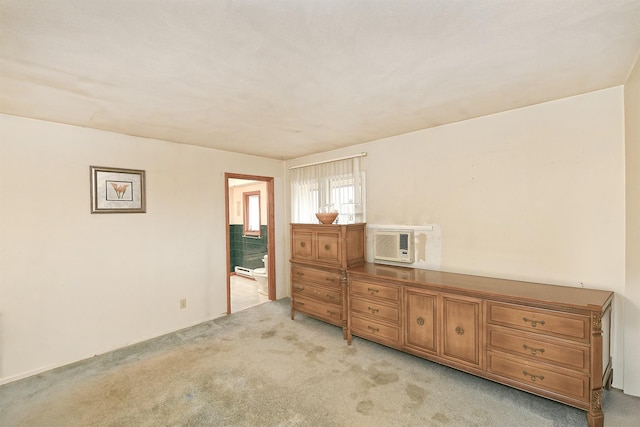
290, 156, 366, 224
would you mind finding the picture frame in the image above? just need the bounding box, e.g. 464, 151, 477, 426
90, 166, 146, 213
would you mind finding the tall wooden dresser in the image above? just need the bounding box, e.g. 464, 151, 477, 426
290, 223, 365, 338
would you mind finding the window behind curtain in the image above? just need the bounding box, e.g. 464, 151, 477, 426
290, 156, 366, 224
243, 191, 261, 236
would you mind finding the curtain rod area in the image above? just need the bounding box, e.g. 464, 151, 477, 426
288, 152, 367, 170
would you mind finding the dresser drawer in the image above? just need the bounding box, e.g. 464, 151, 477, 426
292, 266, 342, 288
487, 326, 590, 372
350, 314, 401, 344
292, 282, 341, 305
350, 279, 400, 302
487, 352, 590, 404
351, 296, 400, 324
292, 296, 342, 325
486, 302, 590, 343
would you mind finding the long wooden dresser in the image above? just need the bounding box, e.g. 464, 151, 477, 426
290, 223, 365, 338
347, 263, 613, 427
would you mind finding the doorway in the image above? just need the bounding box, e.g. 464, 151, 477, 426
225, 173, 276, 314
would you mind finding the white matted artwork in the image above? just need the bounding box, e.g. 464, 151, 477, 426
90, 166, 146, 213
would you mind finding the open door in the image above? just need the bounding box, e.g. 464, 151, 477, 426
225, 173, 276, 314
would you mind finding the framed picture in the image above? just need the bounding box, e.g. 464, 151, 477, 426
90, 166, 146, 213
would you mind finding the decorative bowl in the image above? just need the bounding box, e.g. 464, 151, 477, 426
315, 212, 338, 224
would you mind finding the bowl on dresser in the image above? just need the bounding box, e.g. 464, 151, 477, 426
315, 212, 339, 224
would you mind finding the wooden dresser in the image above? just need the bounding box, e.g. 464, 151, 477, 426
347, 263, 613, 427
290, 223, 365, 338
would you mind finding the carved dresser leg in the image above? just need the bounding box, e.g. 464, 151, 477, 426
587, 388, 604, 427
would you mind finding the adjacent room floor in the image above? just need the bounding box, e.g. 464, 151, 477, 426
230, 274, 269, 313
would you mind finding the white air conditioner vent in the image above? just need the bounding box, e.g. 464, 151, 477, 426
374, 230, 414, 263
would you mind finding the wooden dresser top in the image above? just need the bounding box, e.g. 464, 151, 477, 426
348, 263, 613, 312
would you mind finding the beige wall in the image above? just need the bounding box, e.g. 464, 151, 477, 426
0, 114, 287, 384
288, 87, 628, 389
625, 54, 640, 395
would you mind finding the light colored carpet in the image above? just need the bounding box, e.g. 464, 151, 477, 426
0, 299, 637, 426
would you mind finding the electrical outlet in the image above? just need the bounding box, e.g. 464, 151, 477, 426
180, 298, 187, 309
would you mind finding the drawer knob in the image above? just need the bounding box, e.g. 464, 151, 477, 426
416, 317, 425, 326
368, 306, 380, 314
523, 317, 546, 327
522, 344, 545, 356
523, 371, 545, 382
324, 244, 331, 250
455, 326, 464, 335
300, 242, 306, 248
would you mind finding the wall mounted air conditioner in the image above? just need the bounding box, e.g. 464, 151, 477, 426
374, 230, 414, 263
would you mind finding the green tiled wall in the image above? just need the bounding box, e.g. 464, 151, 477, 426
230, 224, 268, 273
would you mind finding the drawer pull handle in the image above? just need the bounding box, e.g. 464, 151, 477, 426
455, 326, 464, 335
300, 242, 306, 248
367, 288, 379, 294
367, 325, 380, 333
324, 244, 331, 250
326, 294, 335, 300
416, 317, 425, 326
325, 278, 335, 283
296, 271, 304, 276
296, 301, 305, 306
327, 310, 337, 317
294, 286, 304, 291
523, 317, 545, 327
523, 371, 545, 382
523, 344, 545, 355
368, 306, 379, 314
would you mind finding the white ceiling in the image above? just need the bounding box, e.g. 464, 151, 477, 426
1, 1, 640, 160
